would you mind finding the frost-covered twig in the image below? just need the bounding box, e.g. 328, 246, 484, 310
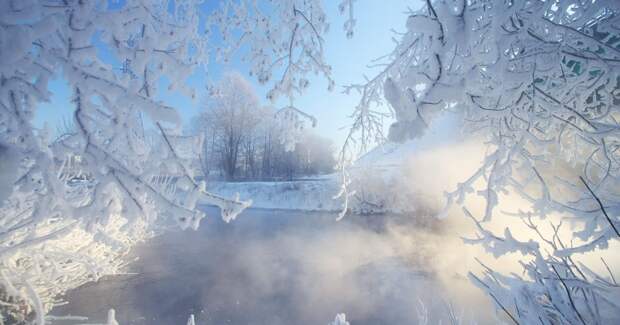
338, 0, 620, 323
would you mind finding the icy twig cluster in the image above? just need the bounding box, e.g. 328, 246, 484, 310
0, 0, 335, 322
343, 0, 620, 323
209, 0, 334, 102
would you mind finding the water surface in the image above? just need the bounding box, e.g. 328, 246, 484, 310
52, 207, 489, 324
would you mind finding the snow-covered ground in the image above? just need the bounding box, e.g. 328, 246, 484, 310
203, 138, 429, 214
206, 178, 342, 212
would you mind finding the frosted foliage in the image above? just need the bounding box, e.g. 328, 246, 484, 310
276, 105, 318, 152
209, 0, 334, 102
107, 309, 119, 325
338, 0, 357, 39
329, 313, 350, 325
186, 314, 195, 325
343, 0, 620, 323
0, 0, 337, 322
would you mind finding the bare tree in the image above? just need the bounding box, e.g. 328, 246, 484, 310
194, 95, 336, 182
196, 73, 262, 180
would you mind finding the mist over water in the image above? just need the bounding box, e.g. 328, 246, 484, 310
50, 117, 513, 325
53, 206, 497, 325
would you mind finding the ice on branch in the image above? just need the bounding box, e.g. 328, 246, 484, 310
0, 0, 333, 321
329, 313, 350, 325
339, 0, 620, 323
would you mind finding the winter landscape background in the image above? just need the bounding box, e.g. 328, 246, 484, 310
1, 0, 620, 324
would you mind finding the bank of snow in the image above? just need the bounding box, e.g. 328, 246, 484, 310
207, 178, 343, 212
203, 138, 423, 214
204, 138, 424, 214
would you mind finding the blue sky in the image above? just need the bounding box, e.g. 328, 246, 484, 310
35, 0, 419, 147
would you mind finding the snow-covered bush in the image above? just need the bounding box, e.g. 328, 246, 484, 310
341, 0, 620, 323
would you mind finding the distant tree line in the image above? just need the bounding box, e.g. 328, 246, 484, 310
192, 73, 336, 181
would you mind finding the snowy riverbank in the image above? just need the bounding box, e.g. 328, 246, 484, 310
206, 178, 343, 212
203, 140, 423, 215
204, 119, 486, 217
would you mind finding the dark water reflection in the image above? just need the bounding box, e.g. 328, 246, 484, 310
52, 207, 487, 325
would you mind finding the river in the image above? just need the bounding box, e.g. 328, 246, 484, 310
51, 207, 491, 324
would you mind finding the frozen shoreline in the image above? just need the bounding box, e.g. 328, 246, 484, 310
203, 139, 427, 215
205, 177, 343, 212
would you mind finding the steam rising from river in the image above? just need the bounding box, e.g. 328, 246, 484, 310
55, 206, 503, 324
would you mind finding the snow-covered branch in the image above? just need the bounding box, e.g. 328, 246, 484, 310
0, 0, 328, 321
340, 0, 620, 322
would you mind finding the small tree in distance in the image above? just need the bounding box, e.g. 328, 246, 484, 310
199, 72, 263, 180
194, 73, 337, 182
